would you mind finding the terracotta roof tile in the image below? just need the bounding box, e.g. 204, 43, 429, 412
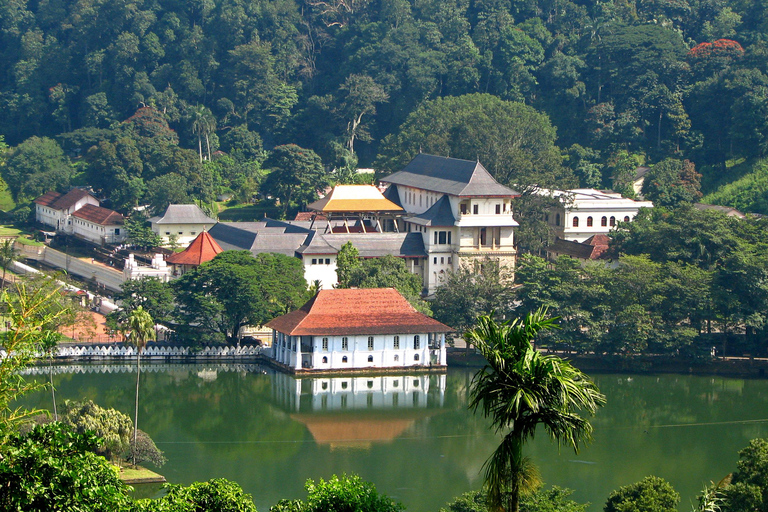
34, 189, 95, 210
166, 231, 223, 265
71, 204, 124, 225
34, 191, 62, 207
266, 288, 453, 336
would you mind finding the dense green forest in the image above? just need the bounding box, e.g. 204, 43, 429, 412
1, 0, 768, 214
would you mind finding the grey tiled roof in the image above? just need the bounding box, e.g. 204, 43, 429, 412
208, 220, 314, 257
381, 184, 403, 207
405, 195, 456, 227
299, 232, 426, 258
152, 204, 217, 225
380, 154, 520, 197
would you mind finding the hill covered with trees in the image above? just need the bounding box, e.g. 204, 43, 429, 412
1, 0, 767, 214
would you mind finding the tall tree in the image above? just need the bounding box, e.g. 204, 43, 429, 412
466, 309, 605, 512
0, 240, 18, 291
261, 144, 329, 216
122, 306, 156, 466
188, 105, 217, 162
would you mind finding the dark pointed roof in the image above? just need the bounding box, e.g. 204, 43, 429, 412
405, 195, 456, 227
380, 154, 520, 197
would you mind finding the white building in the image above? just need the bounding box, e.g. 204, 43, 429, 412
540, 188, 653, 242
149, 204, 217, 245
34, 189, 100, 233
34, 189, 126, 245
265, 288, 453, 372
380, 154, 520, 294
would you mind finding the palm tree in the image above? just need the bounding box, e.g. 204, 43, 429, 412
123, 306, 156, 466
0, 240, 18, 290
188, 105, 216, 162
465, 308, 606, 512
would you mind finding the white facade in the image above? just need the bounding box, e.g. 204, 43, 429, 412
70, 217, 126, 245
396, 187, 517, 294
152, 223, 213, 245
35, 194, 99, 234
271, 331, 447, 371
302, 255, 338, 289
541, 189, 654, 242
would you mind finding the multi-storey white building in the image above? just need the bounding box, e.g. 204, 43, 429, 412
380, 154, 520, 294
34, 189, 126, 245
149, 204, 217, 245
266, 288, 452, 372
540, 188, 654, 243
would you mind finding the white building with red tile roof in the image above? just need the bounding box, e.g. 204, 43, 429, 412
266, 288, 453, 372
34, 189, 126, 245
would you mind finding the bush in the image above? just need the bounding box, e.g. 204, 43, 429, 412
604, 476, 679, 512
62, 399, 132, 462
126, 429, 166, 468
132, 479, 257, 512
270, 474, 404, 512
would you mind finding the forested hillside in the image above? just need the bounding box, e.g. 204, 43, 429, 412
1, 0, 767, 214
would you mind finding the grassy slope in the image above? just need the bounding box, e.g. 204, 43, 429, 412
701, 158, 768, 214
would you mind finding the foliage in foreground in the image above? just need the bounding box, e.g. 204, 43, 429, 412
132, 479, 257, 512
271, 474, 404, 512
441, 487, 587, 512
604, 476, 680, 512
467, 309, 605, 512
0, 423, 132, 511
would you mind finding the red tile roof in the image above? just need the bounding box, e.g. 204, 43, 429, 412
166, 231, 223, 266
34, 189, 95, 210
71, 204, 124, 225
266, 288, 454, 336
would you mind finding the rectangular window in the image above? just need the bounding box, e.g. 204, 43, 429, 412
322, 337, 328, 351
473, 204, 478, 215
447, 257, 452, 264
191, 231, 196, 235
114, 229, 120, 235
460, 203, 467, 214
437, 231, 446, 244
393, 336, 400, 349
178, 231, 183, 235
368, 336, 374, 350
496, 204, 501, 214
165, 232, 171, 235
312, 258, 317, 264
414, 335, 420, 350
433, 257, 437, 264
440, 257, 444, 264
434, 232, 438, 244
342, 337, 348, 350
447, 232, 452, 244
325, 258, 330, 264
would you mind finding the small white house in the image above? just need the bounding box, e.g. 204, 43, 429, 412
266, 288, 453, 372
149, 204, 217, 245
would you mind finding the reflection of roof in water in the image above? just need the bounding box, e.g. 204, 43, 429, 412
290, 410, 441, 449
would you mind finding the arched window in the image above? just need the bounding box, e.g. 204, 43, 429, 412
555, 213, 561, 226
367, 355, 373, 362
610, 216, 616, 227
322, 356, 328, 364
587, 217, 593, 227
414, 354, 420, 361
394, 355, 399, 362
601, 216, 607, 227
572, 217, 579, 227
624, 216, 630, 222
342, 356, 348, 363
413, 335, 420, 350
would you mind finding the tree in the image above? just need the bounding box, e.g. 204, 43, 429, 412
188, 104, 217, 162
0, 280, 66, 441
466, 310, 605, 512
726, 438, 768, 511
271, 474, 403, 512
342, 254, 430, 315
642, 159, 702, 207
338, 74, 389, 154
375, 94, 571, 190
125, 212, 162, 250
113, 276, 174, 326
335, 241, 362, 288
0, 423, 132, 511
261, 144, 329, 216
61, 399, 133, 462
432, 259, 515, 335
604, 476, 679, 512
122, 306, 156, 466
0, 239, 18, 290
2, 136, 72, 201
134, 479, 257, 512
172, 251, 307, 344
441, 486, 587, 512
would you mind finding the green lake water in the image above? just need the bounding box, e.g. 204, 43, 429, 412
22, 364, 768, 512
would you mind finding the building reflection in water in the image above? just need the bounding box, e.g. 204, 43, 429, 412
272, 373, 448, 449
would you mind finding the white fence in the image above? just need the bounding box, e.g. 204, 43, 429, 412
3, 344, 266, 361
21, 362, 268, 376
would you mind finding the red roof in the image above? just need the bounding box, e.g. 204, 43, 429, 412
71, 204, 124, 225
266, 288, 453, 336
166, 231, 223, 266
34, 189, 94, 210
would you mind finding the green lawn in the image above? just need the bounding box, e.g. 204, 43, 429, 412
0, 177, 15, 212
217, 201, 281, 221
118, 465, 166, 484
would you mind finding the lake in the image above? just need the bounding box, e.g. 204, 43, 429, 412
22, 364, 768, 512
